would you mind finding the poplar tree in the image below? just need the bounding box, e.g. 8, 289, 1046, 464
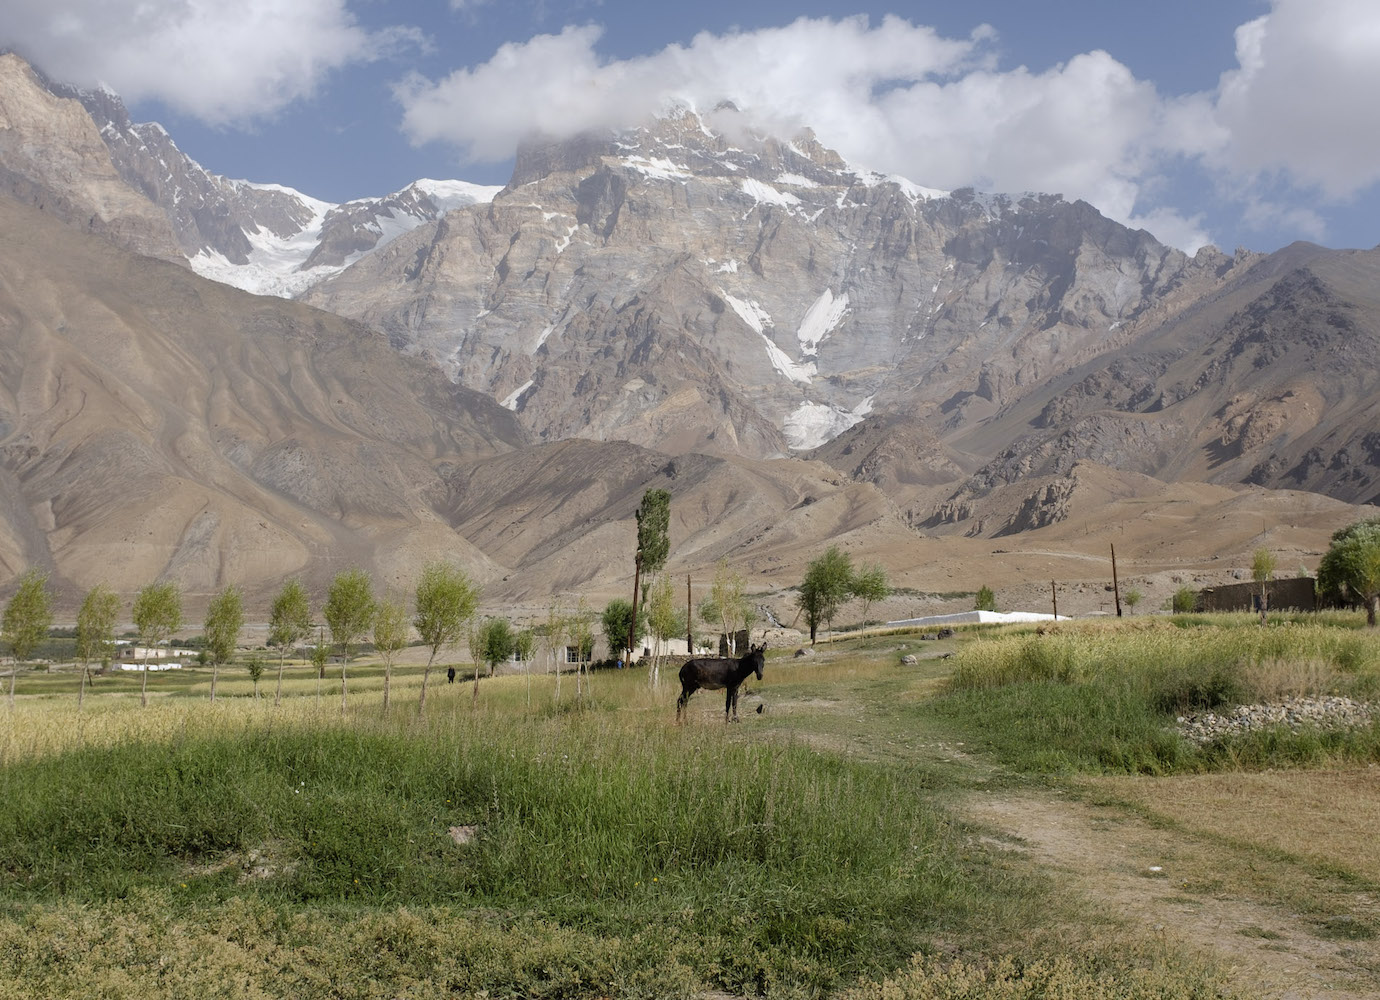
323, 569, 376, 716
3, 569, 53, 709
374, 593, 410, 714
75, 583, 120, 710
797, 547, 853, 645
268, 578, 312, 707
413, 561, 479, 714
132, 581, 181, 708
629, 489, 671, 658
203, 584, 243, 703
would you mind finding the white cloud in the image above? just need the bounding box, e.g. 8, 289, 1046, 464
397, 3, 1380, 252
1, 0, 420, 124
396, 17, 982, 163
397, 16, 1214, 245
1211, 0, 1380, 199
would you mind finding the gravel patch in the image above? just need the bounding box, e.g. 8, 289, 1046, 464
1178, 696, 1375, 744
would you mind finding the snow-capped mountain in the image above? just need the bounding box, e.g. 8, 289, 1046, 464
186, 178, 502, 298
46, 73, 500, 297
302, 106, 1248, 460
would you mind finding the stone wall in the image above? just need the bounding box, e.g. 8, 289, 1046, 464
1195, 576, 1317, 613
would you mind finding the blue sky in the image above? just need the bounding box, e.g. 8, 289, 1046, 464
6, 1, 1380, 254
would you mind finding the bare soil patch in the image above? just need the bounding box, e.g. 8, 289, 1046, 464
962, 790, 1380, 999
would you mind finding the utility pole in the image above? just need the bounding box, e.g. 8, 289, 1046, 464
686, 574, 693, 653
1051, 580, 1058, 621
1111, 544, 1122, 617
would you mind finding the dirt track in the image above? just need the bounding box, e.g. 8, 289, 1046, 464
962, 788, 1380, 999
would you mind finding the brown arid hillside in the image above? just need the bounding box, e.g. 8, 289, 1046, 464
920, 243, 1380, 513
0, 196, 527, 608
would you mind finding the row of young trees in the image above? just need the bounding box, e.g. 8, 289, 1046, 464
0, 562, 496, 714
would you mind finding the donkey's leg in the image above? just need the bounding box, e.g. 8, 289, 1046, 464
677, 685, 695, 724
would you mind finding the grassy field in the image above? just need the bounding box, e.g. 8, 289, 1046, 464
925, 615, 1380, 774
2, 616, 1376, 997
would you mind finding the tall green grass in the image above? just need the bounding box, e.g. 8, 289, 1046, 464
0, 698, 1000, 996
928, 619, 1380, 775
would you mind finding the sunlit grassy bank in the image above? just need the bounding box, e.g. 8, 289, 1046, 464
926, 615, 1380, 774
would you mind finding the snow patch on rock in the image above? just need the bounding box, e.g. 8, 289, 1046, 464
784, 398, 871, 450
501, 379, 535, 411
720, 290, 773, 334
759, 334, 816, 385
624, 156, 693, 181
740, 178, 801, 209
796, 289, 850, 357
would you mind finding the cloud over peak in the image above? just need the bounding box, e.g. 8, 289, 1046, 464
2, 0, 419, 125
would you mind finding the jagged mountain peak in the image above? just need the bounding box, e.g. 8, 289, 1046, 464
7, 52, 500, 298
508, 106, 947, 207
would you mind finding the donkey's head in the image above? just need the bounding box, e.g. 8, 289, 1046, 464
746, 642, 766, 680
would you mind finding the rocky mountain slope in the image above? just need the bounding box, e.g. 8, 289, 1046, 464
2, 52, 1377, 611
14, 54, 502, 297
0, 53, 183, 263
901, 242, 1380, 535
302, 107, 1254, 466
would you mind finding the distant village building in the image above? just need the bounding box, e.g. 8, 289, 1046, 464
116, 643, 199, 661
115, 641, 197, 670
1195, 577, 1318, 613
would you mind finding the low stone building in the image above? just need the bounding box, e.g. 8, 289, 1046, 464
1195, 576, 1317, 613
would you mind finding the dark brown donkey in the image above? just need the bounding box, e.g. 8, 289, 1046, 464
676, 643, 765, 723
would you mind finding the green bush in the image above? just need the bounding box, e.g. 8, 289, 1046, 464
1170, 586, 1197, 613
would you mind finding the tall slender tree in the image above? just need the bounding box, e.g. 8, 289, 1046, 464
645, 572, 686, 689
546, 598, 567, 704
132, 581, 181, 708
323, 569, 376, 716
413, 561, 479, 714
570, 598, 595, 703
3, 569, 54, 709
203, 584, 244, 703
373, 593, 410, 714
851, 562, 890, 626
75, 583, 120, 710
268, 578, 312, 707
629, 489, 672, 659
310, 626, 328, 706
710, 559, 750, 653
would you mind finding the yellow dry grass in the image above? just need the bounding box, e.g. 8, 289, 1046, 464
1097, 767, 1380, 883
